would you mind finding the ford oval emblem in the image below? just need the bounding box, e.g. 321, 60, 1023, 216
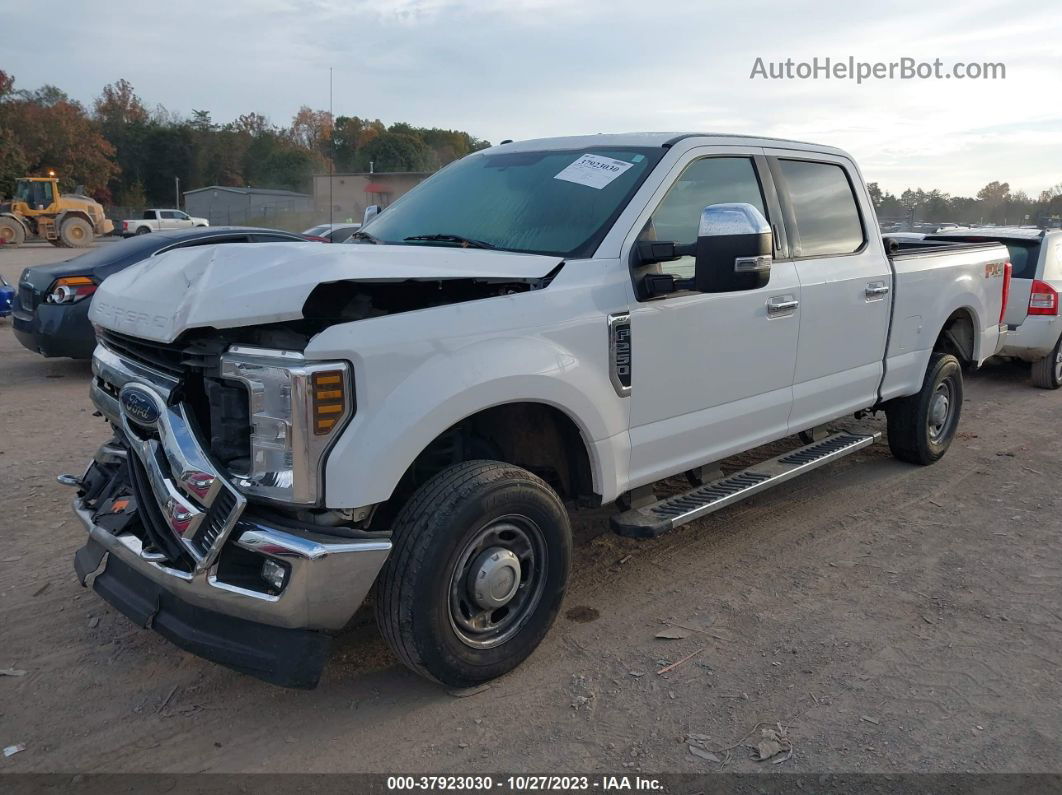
119, 384, 161, 426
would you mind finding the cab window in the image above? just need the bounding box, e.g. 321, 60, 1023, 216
777, 160, 864, 257
638, 157, 767, 280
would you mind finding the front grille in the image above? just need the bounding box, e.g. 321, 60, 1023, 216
93, 340, 249, 572
191, 488, 238, 558
127, 453, 195, 570
99, 330, 186, 379
18, 285, 36, 312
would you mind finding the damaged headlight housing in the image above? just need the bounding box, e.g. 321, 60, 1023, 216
220, 346, 353, 505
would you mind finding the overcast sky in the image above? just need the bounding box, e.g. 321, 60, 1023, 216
5, 0, 1060, 197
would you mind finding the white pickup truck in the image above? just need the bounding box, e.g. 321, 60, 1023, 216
120, 209, 209, 236
68, 133, 1011, 689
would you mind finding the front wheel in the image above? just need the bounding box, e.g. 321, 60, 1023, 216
1030, 334, 1062, 390
886, 352, 963, 465
60, 217, 93, 247
375, 460, 572, 687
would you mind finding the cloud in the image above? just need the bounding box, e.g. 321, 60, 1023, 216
4, 0, 1060, 195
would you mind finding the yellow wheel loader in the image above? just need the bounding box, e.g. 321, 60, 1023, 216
0, 176, 114, 248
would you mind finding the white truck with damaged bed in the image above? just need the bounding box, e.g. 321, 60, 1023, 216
67, 133, 1011, 689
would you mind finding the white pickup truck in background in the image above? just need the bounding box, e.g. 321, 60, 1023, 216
120, 209, 208, 236
68, 133, 1010, 689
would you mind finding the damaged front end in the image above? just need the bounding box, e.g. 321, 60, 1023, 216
70, 332, 390, 688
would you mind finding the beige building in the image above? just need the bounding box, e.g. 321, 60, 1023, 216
313, 172, 430, 221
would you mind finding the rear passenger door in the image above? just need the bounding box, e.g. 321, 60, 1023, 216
765, 151, 892, 433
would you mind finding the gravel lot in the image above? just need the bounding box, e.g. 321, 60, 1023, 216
1, 242, 1060, 774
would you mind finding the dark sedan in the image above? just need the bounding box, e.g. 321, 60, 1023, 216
12, 226, 318, 359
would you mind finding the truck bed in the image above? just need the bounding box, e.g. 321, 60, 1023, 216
877, 236, 1010, 404
883, 236, 1005, 260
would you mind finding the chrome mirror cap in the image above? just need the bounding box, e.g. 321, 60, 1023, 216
698, 203, 771, 237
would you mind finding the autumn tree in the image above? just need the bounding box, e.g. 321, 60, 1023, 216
289, 106, 333, 159
94, 79, 149, 128
1, 71, 118, 196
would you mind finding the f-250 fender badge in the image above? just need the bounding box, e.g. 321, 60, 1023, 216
608, 312, 632, 397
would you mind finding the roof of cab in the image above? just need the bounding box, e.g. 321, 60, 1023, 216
484, 132, 850, 158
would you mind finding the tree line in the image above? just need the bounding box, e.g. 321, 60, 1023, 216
869, 180, 1062, 228
0, 70, 490, 207
2, 68, 1059, 224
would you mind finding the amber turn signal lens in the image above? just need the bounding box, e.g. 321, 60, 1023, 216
311, 370, 346, 435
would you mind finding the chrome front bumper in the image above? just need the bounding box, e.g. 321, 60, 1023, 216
74, 496, 390, 631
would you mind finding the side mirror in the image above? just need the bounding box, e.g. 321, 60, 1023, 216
694, 203, 773, 293
362, 204, 380, 225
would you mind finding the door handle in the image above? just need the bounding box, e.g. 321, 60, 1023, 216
767, 295, 799, 316
865, 281, 890, 300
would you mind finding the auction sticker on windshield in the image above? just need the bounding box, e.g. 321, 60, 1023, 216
554, 153, 634, 189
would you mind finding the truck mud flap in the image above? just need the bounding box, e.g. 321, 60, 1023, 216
86, 552, 332, 689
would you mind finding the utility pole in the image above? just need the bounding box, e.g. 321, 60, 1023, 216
175, 176, 180, 209
329, 67, 334, 228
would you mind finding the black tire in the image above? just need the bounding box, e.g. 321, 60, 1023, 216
886, 352, 963, 465
1030, 333, 1062, 390
375, 460, 572, 687
135, 226, 151, 235
60, 217, 93, 247
0, 217, 25, 247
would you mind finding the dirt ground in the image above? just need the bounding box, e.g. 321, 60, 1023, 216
1, 241, 1060, 775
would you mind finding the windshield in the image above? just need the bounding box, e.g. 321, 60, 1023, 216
361, 147, 662, 257
1001, 241, 1042, 279
932, 236, 1042, 280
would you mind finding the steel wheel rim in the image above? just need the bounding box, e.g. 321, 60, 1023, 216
71, 225, 85, 241
448, 514, 547, 649
928, 380, 954, 440
1055, 347, 1062, 381
0, 226, 13, 243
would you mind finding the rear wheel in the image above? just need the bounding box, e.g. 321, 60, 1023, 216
60, 217, 93, 247
134, 226, 151, 235
1030, 334, 1062, 390
0, 217, 25, 247
886, 352, 963, 465
375, 460, 571, 687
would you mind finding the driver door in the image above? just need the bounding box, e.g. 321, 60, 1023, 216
625, 149, 800, 487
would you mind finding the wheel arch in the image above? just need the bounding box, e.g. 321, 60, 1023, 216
0, 212, 31, 236
933, 306, 979, 365
396, 399, 597, 503
323, 375, 617, 515
56, 209, 93, 228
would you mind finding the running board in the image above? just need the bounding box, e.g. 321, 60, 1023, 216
611, 431, 880, 539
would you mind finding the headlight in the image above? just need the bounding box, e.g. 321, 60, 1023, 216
220, 346, 353, 504
47, 276, 96, 303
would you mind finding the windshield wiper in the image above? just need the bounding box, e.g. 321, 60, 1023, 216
350, 230, 380, 244
403, 233, 496, 249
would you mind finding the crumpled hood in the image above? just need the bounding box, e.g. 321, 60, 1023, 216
89, 242, 562, 342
